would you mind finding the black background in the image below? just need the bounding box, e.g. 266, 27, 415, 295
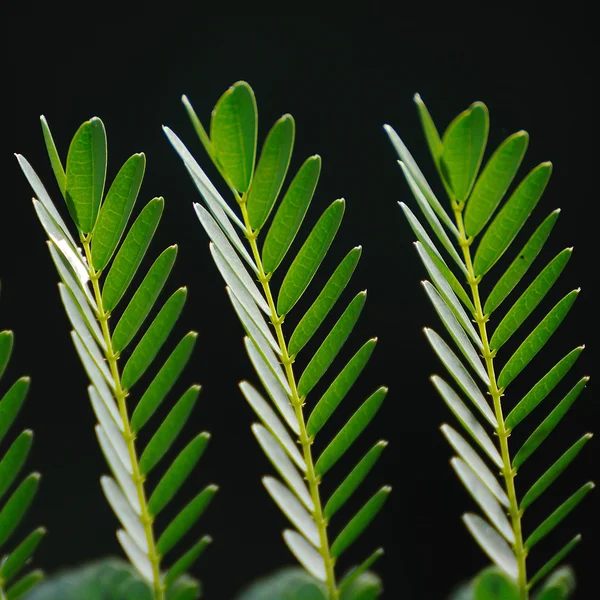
6, 15, 598, 599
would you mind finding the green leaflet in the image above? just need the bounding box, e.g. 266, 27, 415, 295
121, 287, 187, 390
0, 331, 13, 379
0, 528, 45, 587
0, 474, 40, 547
474, 162, 553, 276
307, 339, 377, 437
0, 378, 30, 445
529, 540, 581, 590
163, 536, 212, 588
148, 433, 211, 516
157, 486, 218, 556
210, 81, 257, 193
440, 102, 489, 203
505, 347, 583, 430
497, 290, 579, 389
315, 387, 387, 477
472, 567, 520, 600
40, 116, 66, 198
414, 93, 443, 165
261, 156, 321, 274
525, 482, 594, 550
485, 210, 560, 315
91, 153, 146, 271
338, 548, 384, 595
513, 377, 589, 469
65, 118, 107, 233
297, 292, 366, 398
521, 434, 592, 511
289, 247, 362, 356
5, 570, 44, 599
112, 245, 178, 353
464, 131, 529, 238
246, 115, 295, 230
102, 197, 164, 312
490, 248, 572, 351
139, 386, 200, 475
324, 441, 387, 519
330, 487, 391, 558
0, 431, 33, 501
277, 199, 345, 315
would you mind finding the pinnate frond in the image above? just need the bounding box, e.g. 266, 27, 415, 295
386, 96, 593, 595
18, 117, 214, 598
165, 81, 387, 597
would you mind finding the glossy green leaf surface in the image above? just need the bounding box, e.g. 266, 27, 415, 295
0, 431, 33, 501
513, 377, 589, 469
339, 548, 384, 596
289, 247, 362, 356
525, 482, 594, 550
497, 290, 579, 389
113, 246, 178, 353
122, 288, 187, 390
414, 93, 443, 165
102, 197, 164, 312
40, 116, 66, 198
5, 569, 44, 599
331, 487, 390, 558
297, 292, 366, 398
315, 387, 387, 477
91, 153, 146, 271
139, 385, 200, 475
0, 378, 30, 446
529, 540, 580, 590
491, 249, 572, 351
148, 432, 210, 516
262, 156, 321, 274
0, 527, 45, 587
307, 339, 377, 437
130, 332, 197, 432
246, 115, 295, 230
521, 434, 592, 511
157, 486, 218, 555
505, 347, 583, 430
164, 536, 212, 588
0, 474, 40, 547
235, 567, 327, 600
440, 102, 489, 202
485, 210, 560, 315
474, 163, 553, 276
472, 567, 520, 600
210, 81, 257, 193
0, 331, 13, 380
465, 131, 529, 237
277, 200, 345, 315
324, 441, 387, 520
65, 118, 107, 233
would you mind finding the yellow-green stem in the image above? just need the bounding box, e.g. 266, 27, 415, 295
452, 210, 528, 599
82, 238, 164, 600
239, 203, 339, 599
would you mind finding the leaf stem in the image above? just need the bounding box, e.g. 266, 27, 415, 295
452, 210, 528, 599
82, 238, 164, 600
238, 202, 339, 599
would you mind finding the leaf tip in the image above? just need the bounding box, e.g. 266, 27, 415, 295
381, 485, 392, 494
377, 440, 389, 448
413, 92, 422, 103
